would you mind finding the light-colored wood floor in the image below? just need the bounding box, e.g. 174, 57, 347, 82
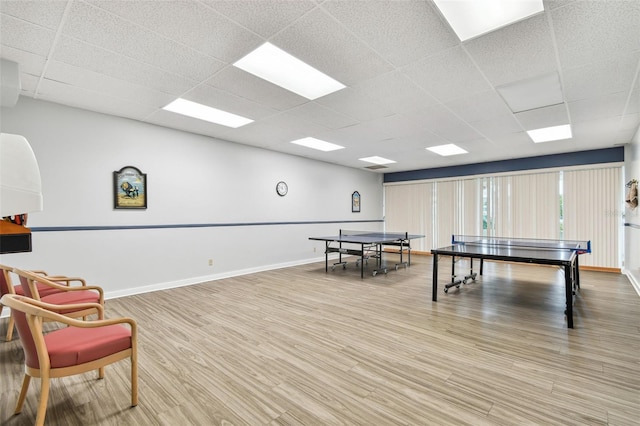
1, 254, 639, 425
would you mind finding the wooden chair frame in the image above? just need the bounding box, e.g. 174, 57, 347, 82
11, 268, 104, 321
0, 264, 90, 341
0, 294, 138, 426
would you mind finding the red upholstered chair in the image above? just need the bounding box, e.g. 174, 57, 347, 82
0, 294, 138, 426
11, 268, 104, 321
0, 264, 85, 341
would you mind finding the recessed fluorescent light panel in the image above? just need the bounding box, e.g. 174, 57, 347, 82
163, 98, 253, 128
359, 156, 396, 165
527, 124, 572, 143
427, 144, 468, 156
433, 0, 544, 41
233, 42, 345, 100
290, 137, 344, 152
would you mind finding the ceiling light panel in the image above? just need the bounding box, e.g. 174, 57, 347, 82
359, 156, 396, 165
433, 0, 544, 41
163, 98, 253, 128
233, 42, 346, 100
290, 137, 344, 152
427, 143, 469, 156
527, 124, 572, 143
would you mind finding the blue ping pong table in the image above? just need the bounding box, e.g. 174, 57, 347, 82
309, 230, 424, 278
431, 235, 591, 328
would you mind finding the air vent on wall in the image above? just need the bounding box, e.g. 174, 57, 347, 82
365, 165, 388, 170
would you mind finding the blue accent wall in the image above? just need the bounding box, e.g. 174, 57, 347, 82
384, 147, 625, 183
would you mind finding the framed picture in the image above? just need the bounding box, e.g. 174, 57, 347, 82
114, 166, 147, 209
352, 191, 361, 213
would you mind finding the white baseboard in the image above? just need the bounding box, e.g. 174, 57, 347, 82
1, 257, 326, 318
622, 268, 640, 297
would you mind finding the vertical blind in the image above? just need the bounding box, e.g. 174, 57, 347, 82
384, 166, 622, 268
563, 168, 621, 267
384, 182, 432, 251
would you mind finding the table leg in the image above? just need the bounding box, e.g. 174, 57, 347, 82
565, 263, 573, 328
432, 254, 438, 301
575, 254, 581, 290
325, 242, 329, 272
361, 244, 364, 279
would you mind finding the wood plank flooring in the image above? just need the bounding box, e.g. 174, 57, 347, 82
1, 255, 639, 425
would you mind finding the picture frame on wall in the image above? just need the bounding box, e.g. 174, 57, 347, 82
114, 166, 147, 209
352, 191, 361, 213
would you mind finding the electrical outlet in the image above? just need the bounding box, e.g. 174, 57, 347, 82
208, 259, 213, 266
313, 247, 316, 252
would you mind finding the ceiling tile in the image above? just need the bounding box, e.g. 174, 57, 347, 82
404, 104, 484, 143
205, 66, 308, 112
0, 13, 56, 56
285, 102, 358, 130
36, 79, 157, 121
52, 36, 195, 95
270, 7, 393, 87
402, 46, 491, 103
469, 114, 523, 139
63, 1, 225, 81
514, 103, 569, 130
446, 90, 513, 122
569, 91, 630, 124
353, 70, 439, 114
88, 0, 263, 63
0, 0, 67, 29
465, 13, 557, 86
44, 61, 176, 108
552, 0, 640, 68
143, 108, 235, 140
204, 0, 317, 39
322, 0, 459, 67
563, 51, 640, 102
227, 111, 330, 149
572, 116, 633, 146
183, 84, 278, 121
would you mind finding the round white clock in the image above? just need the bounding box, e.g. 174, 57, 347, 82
276, 181, 288, 196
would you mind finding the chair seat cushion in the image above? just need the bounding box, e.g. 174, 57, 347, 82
41, 290, 100, 310
45, 325, 131, 368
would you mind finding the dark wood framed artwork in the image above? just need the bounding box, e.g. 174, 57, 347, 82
114, 166, 147, 209
352, 191, 361, 213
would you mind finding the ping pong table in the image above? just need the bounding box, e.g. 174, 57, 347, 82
309, 230, 424, 278
431, 235, 591, 328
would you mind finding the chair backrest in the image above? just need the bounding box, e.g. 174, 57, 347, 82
12, 268, 53, 300
0, 294, 45, 369
0, 264, 16, 297
16, 272, 37, 298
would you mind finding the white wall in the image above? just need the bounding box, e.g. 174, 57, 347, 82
624, 126, 640, 295
0, 97, 383, 299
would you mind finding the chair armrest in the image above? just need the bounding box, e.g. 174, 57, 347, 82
14, 297, 105, 320
34, 279, 103, 297
40, 307, 136, 333
46, 276, 88, 286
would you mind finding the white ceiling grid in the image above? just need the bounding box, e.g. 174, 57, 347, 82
0, 0, 638, 173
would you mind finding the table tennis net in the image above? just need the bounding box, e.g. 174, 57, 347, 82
340, 229, 409, 239
451, 235, 591, 253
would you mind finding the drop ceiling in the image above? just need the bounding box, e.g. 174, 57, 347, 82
1, 0, 638, 173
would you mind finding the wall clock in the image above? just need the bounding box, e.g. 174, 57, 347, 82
276, 181, 288, 196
